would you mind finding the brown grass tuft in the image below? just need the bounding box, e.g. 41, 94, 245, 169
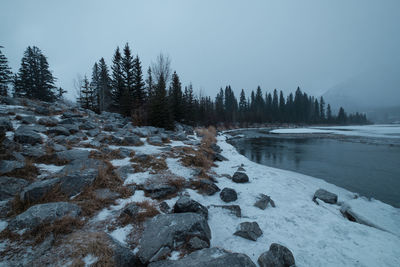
89, 149, 124, 161
5, 159, 39, 180
130, 154, 168, 174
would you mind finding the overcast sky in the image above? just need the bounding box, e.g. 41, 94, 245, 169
1, 0, 399, 100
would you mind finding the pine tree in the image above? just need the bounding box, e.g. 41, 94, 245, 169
183, 84, 195, 125
319, 96, 325, 121
337, 107, 347, 124
14, 46, 57, 102
279, 90, 285, 122
122, 43, 134, 113
169, 71, 183, 122
327, 104, 332, 123
132, 55, 145, 106
79, 75, 91, 109
149, 74, 174, 130
145, 67, 154, 101
215, 88, 224, 123
56, 87, 67, 100
110, 47, 126, 113
0, 46, 12, 96
97, 58, 112, 112
90, 62, 100, 112
272, 89, 279, 122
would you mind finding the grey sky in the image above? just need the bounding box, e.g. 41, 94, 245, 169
1, 0, 399, 101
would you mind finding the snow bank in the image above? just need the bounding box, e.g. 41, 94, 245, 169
188, 134, 400, 267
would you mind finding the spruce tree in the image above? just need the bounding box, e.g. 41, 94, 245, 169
279, 90, 285, 122
337, 107, 347, 124
149, 74, 174, 130
79, 75, 91, 109
169, 71, 183, 122
272, 89, 279, 122
97, 58, 112, 112
111, 47, 126, 113
327, 104, 332, 123
319, 96, 325, 121
56, 87, 67, 100
122, 43, 134, 113
145, 67, 154, 101
14, 46, 57, 102
132, 55, 145, 106
0, 46, 12, 96
90, 62, 100, 112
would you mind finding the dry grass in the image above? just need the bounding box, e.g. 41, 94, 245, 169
130, 154, 168, 174
5, 159, 39, 180
89, 149, 124, 161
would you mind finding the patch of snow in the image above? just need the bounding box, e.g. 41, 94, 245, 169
109, 225, 133, 245
5, 131, 14, 138
109, 142, 161, 155
272, 128, 333, 134
35, 163, 64, 173
190, 134, 400, 267
124, 171, 152, 186
166, 158, 193, 179
111, 157, 131, 167
83, 254, 98, 266
74, 147, 96, 151
168, 251, 181, 260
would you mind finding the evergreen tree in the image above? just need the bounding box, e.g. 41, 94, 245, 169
0, 46, 12, 96
110, 47, 126, 113
313, 98, 320, 123
169, 71, 183, 122
122, 43, 135, 113
90, 62, 100, 112
183, 83, 195, 125
272, 89, 279, 122
215, 88, 224, 123
319, 96, 325, 121
145, 67, 154, 101
56, 87, 67, 100
79, 75, 91, 109
279, 90, 285, 122
239, 89, 247, 123
14, 46, 57, 102
327, 104, 332, 123
149, 74, 174, 130
97, 58, 112, 112
337, 107, 347, 124
132, 55, 145, 106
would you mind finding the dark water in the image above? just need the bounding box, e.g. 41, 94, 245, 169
230, 136, 400, 208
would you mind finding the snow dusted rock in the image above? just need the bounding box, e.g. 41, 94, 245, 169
340, 198, 400, 237
254, 194, 276, 210
148, 248, 256, 267
232, 171, 249, 183
187, 236, 209, 250
194, 179, 220, 196
21, 144, 46, 158
0, 117, 13, 131
211, 205, 242, 218
94, 188, 120, 200
38, 117, 58, 126
237, 166, 246, 172
35, 106, 51, 115
0, 160, 25, 175
313, 188, 338, 204
8, 202, 81, 231
220, 188, 238, 202
87, 128, 101, 137
137, 213, 211, 264
14, 126, 43, 145
116, 165, 135, 181
59, 168, 98, 197
170, 132, 188, 141
47, 126, 71, 136
79, 121, 96, 130
20, 115, 37, 124
173, 196, 209, 219
257, 243, 295, 267
234, 221, 263, 241
210, 143, 222, 153
214, 153, 228, 161
132, 126, 160, 137
122, 203, 140, 218
19, 178, 60, 203
59, 158, 103, 174
55, 149, 90, 162
143, 183, 178, 199
0, 176, 29, 200
147, 136, 163, 145
103, 124, 115, 131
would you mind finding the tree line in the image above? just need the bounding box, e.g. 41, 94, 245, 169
0, 45, 368, 129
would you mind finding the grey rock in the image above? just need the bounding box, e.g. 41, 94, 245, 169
106, 234, 140, 267
14, 126, 43, 145
313, 189, 338, 204
63, 124, 80, 134
38, 117, 58, 127
234, 221, 263, 241
220, 188, 238, 202
8, 202, 81, 231
94, 188, 120, 200
0, 199, 12, 218
21, 115, 37, 124
55, 149, 90, 162
79, 121, 97, 130
258, 243, 295, 267
170, 132, 188, 141
21, 144, 46, 158
143, 183, 178, 199
214, 153, 228, 161
59, 158, 103, 174
159, 201, 170, 213
103, 124, 115, 131
0, 117, 13, 131
19, 178, 60, 203
122, 203, 139, 218
195, 179, 220, 196
210, 143, 222, 153
59, 168, 98, 197
122, 135, 143, 146
254, 194, 276, 210
149, 246, 171, 263
61, 111, 83, 119
148, 136, 163, 145
211, 205, 241, 217
0, 176, 29, 201
47, 126, 70, 136
0, 160, 25, 175
132, 126, 158, 137
232, 172, 249, 183
188, 236, 209, 250
137, 213, 211, 264
116, 165, 135, 181
173, 196, 208, 219
148, 248, 256, 267
237, 167, 246, 172
50, 143, 66, 152
35, 106, 50, 115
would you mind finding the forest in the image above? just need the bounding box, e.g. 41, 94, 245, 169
0, 44, 369, 129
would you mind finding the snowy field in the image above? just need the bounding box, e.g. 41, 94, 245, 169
192, 134, 400, 267
270, 124, 400, 139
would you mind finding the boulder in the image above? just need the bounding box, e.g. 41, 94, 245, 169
0, 199, 12, 218
14, 126, 42, 145
148, 248, 256, 267
313, 189, 338, 204
232, 172, 249, 183
210, 143, 222, 153
116, 165, 135, 181
94, 188, 120, 200
122, 135, 143, 146
21, 144, 47, 159
122, 203, 140, 218
47, 126, 70, 136
0, 160, 25, 175
59, 168, 98, 197
257, 243, 295, 267
137, 213, 211, 264
0, 176, 29, 201
220, 188, 238, 202
148, 136, 163, 145
211, 205, 241, 217
38, 117, 58, 127
8, 202, 81, 231
63, 124, 80, 134
143, 183, 178, 199
19, 178, 60, 203
234, 221, 263, 241
187, 236, 209, 250
214, 153, 228, 161
35, 106, 50, 115
59, 158, 103, 174
194, 179, 220, 196
0, 117, 13, 131
20, 115, 37, 124
254, 194, 276, 209
173, 196, 208, 219
55, 149, 90, 162
79, 121, 97, 130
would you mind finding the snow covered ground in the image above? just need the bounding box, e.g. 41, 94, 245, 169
271, 124, 400, 139
183, 134, 400, 267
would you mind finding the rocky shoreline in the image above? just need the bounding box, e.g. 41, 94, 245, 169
1, 97, 400, 266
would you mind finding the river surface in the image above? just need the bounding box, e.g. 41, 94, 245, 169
228, 129, 400, 208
